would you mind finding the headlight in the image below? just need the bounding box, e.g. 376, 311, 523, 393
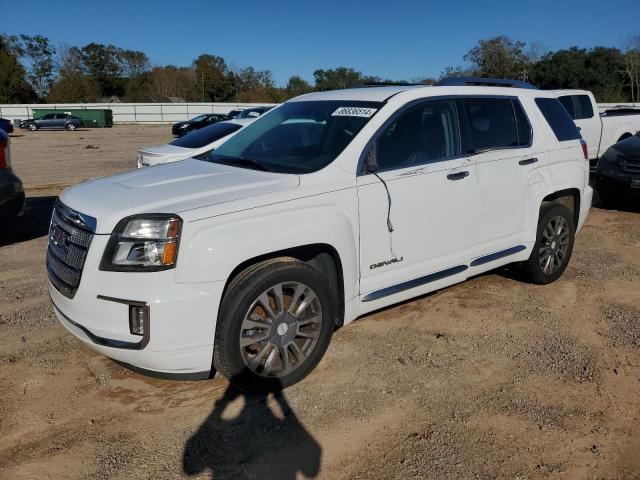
179, 124, 188, 129
100, 215, 182, 272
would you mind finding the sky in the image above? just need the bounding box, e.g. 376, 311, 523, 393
2, 0, 639, 86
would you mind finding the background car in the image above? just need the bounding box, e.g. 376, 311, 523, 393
0, 129, 25, 223
0, 118, 14, 134
171, 113, 229, 137
138, 118, 254, 167
21, 113, 84, 131
235, 106, 274, 119
596, 133, 640, 206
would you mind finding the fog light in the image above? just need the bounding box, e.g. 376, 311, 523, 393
129, 305, 148, 336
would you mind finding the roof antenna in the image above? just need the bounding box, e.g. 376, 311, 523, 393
364, 145, 396, 258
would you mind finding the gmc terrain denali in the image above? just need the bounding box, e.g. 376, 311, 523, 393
47, 78, 593, 392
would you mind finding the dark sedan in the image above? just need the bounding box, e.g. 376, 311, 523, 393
0, 129, 25, 223
596, 133, 640, 206
171, 113, 229, 137
0, 117, 14, 134
21, 113, 84, 131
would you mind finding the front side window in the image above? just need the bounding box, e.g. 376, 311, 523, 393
203, 101, 382, 173
458, 99, 523, 153
375, 100, 460, 171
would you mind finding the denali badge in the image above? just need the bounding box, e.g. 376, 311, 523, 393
370, 257, 404, 269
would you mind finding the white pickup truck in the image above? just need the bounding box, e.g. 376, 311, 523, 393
47, 78, 593, 392
550, 90, 640, 169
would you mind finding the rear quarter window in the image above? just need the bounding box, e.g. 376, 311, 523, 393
535, 98, 581, 142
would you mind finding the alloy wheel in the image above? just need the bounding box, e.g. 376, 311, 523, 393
239, 282, 323, 378
538, 215, 570, 275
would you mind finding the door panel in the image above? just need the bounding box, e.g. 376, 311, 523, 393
358, 157, 475, 297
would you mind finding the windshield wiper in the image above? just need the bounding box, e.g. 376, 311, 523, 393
216, 157, 270, 172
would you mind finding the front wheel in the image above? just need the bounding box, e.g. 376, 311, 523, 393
214, 258, 336, 393
28, 124, 37, 131
520, 203, 575, 284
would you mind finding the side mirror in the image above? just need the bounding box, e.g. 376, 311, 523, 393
363, 143, 379, 174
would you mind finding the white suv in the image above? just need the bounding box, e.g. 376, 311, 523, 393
47, 78, 593, 392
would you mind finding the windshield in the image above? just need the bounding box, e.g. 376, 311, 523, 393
189, 114, 208, 122
201, 101, 382, 173
170, 122, 243, 149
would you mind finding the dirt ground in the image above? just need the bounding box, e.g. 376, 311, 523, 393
1, 126, 639, 480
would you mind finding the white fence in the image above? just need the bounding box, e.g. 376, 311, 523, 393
0, 101, 636, 125
0, 102, 275, 125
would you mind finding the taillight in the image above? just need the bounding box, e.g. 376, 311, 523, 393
580, 139, 588, 160
0, 139, 7, 169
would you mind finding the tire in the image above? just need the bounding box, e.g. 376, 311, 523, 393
214, 258, 336, 393
66, 123, 76, 131
520, 203, 575, 285
597, 185, 621, 208
28, 124, 37, 131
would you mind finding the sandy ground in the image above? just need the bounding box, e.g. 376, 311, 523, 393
1, 125, 639, 480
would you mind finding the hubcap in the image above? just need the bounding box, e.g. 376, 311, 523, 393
239, 282, 322, 378
538, 215, 570, 275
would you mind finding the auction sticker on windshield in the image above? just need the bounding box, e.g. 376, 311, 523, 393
332, 107, 378, 118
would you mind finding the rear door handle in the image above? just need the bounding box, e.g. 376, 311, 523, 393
447, 171, 470, 181
519, 158, 538, 166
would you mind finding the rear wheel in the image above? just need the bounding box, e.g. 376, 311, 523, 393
66, 123, 76, 131
214, 258, 336, 393
521, 204, 575, 284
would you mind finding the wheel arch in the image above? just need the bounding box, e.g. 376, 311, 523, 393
541, 188, 580, 227
221, 243, 346, 328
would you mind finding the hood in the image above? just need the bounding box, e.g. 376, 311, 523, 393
60, 159, 300, 233
612, 134, 640, 160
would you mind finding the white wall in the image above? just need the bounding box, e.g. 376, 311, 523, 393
0, 101, 636, 125
0, 102, 275, 124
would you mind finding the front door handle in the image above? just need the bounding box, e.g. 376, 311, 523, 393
519, 158, 538, 166
447, 171, 470, 181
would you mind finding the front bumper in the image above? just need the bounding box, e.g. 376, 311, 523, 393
48, 234, 226, 375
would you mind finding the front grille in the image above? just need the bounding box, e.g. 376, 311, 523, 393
47, 201, 96, 298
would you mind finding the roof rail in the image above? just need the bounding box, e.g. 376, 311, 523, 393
350, 82, 428, 88
436, 77, 538, 90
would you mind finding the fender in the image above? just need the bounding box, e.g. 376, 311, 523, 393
175, 188, 360, 303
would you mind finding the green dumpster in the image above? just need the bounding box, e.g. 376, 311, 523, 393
31, 108, 113, 128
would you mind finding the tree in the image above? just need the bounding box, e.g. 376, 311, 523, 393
193, 54, 234, 102
148, 65, 198, 101
286, 75, 312, 98
313, 67, 366, 90
120, 50, 150, 101
5, 34, 56, 99
463, 35, 530, 79
47, 46, 99, 102
0, 36, 36, 103
622, 36, 640, 104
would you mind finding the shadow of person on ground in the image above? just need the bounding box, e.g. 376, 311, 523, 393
183, 378, 321, 480
0, 195, 56, 247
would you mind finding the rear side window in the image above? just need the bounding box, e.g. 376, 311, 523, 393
535, 98, 581, 141
458, 98, 530, 153
558, 95, 594, 120
170, 122, 242, 148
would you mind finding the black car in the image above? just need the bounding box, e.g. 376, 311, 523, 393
21, 113, 84, 131
171, 113, 229, 137
596, 133, 640, 206
0, 129, 25, 223
0, 117, 14, 134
